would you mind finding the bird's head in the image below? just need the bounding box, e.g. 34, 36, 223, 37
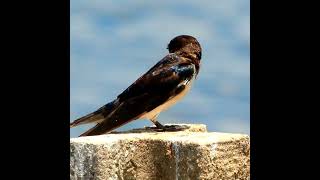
167, 35, 202, 60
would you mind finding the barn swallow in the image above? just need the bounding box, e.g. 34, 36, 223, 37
70, 35, 202, 136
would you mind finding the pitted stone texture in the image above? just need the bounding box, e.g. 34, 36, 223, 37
70, 124, 250, 180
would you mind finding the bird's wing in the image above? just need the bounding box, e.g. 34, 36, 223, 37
79, 54, 196, 136
118, 54, 195, 101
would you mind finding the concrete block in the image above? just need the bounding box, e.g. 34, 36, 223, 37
70, 124, 250, 180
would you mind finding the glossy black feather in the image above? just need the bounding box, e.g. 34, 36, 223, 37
118, 54, 195, 101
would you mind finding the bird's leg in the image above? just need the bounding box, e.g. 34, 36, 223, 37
149, 115, 189, 132
150, 114, 165, 129
153, 121, 165, 129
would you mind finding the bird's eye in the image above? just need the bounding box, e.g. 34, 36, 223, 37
197, 52, 202, 59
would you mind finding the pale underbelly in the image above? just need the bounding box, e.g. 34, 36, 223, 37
139, 82, 192, 120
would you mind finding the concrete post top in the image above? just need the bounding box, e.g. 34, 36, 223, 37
71, 124, 248, 145
71, 131, 249, 146
70, 124, 250, 180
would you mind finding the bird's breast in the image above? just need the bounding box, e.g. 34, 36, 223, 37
139, 80, 193, 120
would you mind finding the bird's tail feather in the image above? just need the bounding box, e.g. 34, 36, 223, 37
70, 100, 118, 128
70, 111, 104, 128
73, 98, 138, 137
79, 117, 136, 137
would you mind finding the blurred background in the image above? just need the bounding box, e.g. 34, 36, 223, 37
70, 0, 250, 137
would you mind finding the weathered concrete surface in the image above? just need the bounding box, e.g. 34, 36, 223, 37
70, 124, 250, 180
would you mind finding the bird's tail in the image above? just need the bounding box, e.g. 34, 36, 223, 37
70, 111, 104, 128
79, 100, 139, 137
72, 98, 140, 137
70, 100, 118, 128
78, 116, 136, 137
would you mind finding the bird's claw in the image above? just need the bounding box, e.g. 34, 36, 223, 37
147, 124, 190, 132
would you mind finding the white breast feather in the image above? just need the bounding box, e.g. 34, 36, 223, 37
139, 79, 194, 120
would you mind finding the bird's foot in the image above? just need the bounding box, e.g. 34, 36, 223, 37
160, 124, 189, 132
147, 123, 190, 132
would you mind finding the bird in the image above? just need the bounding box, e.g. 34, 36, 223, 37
70, 35, 202, 136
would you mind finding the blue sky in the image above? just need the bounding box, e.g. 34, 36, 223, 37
70, 0, 250, 137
